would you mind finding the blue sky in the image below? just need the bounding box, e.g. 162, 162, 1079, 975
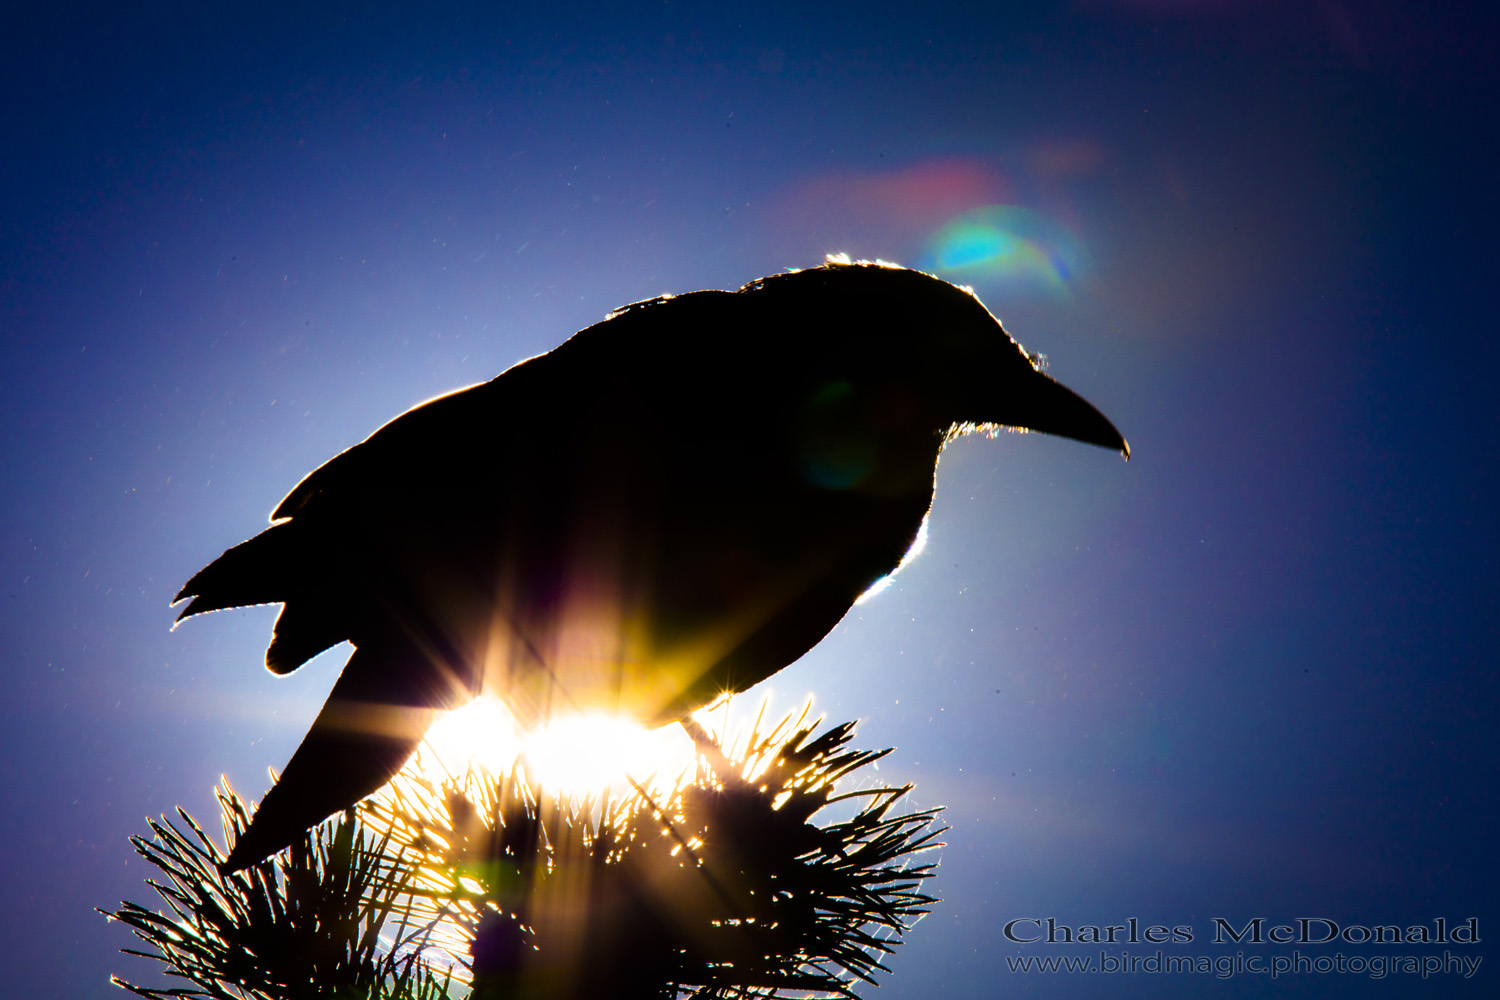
2, 2, 1495, 997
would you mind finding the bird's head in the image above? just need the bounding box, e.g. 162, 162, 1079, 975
752, 259, 1129, 460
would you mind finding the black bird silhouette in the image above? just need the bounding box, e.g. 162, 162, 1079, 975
174, 260, 1127, 871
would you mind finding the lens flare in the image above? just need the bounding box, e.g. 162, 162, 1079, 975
923, 205, 1083, 293
416, 695, 523, 781
415, 696, 696, 795
524, 713, 696, 792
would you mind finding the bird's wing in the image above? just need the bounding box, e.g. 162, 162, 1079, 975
268, 364, 535, 521
220, 634, 462, 871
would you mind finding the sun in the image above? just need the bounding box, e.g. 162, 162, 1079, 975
525, 713, 697, 793
414, 695, 698, 796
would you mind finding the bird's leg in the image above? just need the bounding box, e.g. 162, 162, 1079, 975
680, 716, 737, 785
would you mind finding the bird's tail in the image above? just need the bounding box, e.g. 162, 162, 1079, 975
174, 521, 350, 675
220, 638, 465, 873
173, 521, 299, 621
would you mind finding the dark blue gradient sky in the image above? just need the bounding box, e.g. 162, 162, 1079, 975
3, 3, 1495, 997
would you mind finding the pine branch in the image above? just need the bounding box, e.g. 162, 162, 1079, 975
102, 780, 453, 1000
106, 708, 943, 1000
362, 709, 945, 999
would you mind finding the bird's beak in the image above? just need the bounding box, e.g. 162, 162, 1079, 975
1006, 369, 1130, 458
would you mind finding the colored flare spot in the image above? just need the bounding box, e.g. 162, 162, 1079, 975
924, 205, 1082, 293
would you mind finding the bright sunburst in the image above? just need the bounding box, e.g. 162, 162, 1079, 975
415, 695, 523, 779
525, 713, 696, 792
413, 695, 697, 795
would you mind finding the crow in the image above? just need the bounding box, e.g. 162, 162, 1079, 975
174, 259, 1128, 872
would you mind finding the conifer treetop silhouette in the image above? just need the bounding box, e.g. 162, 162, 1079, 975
174, 259, 1128, 872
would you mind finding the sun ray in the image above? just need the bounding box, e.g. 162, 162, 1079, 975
413, 695, 698, 797
412, 695, 523, 784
